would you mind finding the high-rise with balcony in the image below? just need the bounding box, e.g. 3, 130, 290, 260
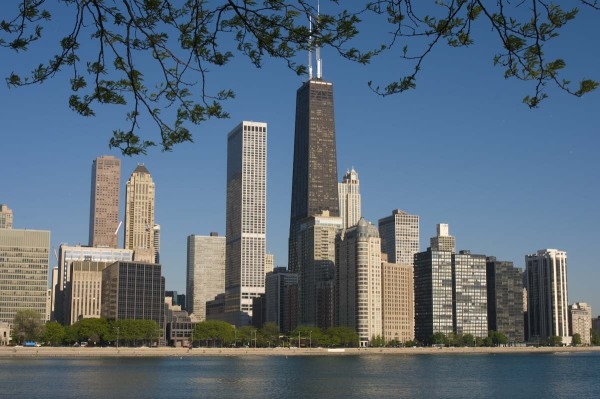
525, 249, 569, 343
124, 164, 155, 263
338, 168, 361, 229
224, 121, 267, 326
89, 155, 121, 248
378, 209, 419, 265
186, 233, 226, 322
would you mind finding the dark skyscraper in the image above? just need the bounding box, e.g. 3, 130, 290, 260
289, 78, 339, 269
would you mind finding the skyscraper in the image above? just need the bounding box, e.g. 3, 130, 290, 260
0, 204, 13, 229
414, 247, 454, 342
124, 164, 155, 262
89, 155, 121, 248
486, 257, 524, 342
452, 250, 488, 338
569, 302, 592, 345
0, 229, 50, 323
430, 223, 455, 252
224, 121, 267, 326
378, 209, 419, 265
265, 267, 298, 333
382, 258, 415, 344
338, 168, 361, 229
101, 261, 165, 333
336, 218, 382, 347
525, 249, 569, 343
289, 76, 339, 267
186, 233, 225, 322
290, 211, 342, 328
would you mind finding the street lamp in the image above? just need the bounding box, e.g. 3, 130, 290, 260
114, 326, 120, 349
309, 331, 312, 349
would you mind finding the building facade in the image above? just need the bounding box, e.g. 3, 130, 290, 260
414, 247, 454, 343
0, 204, 13, 229
101, 261, 165, 330
89, 155, 121, 248
382, 260, 414, 344
0, 229, 50, 323
186, 233, 226, 322
67, 260, 112, 324
378, 209, 419, 265
289, 78, 339, 269
336, 218, 382, 347
525, 249, 569, 343
569, 302, 592, 345
338, 168, 361, 229
290, 211, 341, 328
124, 164, 156, 262
265, 267, 298, 333
486, 257, 524, 342
224, 121, 267, 326
55, 245, 133, 323
452, 250, 488, 338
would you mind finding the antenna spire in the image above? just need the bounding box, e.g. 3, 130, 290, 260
308, 11, 313, 79
316, 1, 322, 79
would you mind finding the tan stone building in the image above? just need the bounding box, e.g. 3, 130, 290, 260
186, 233, 225, 322
67, 260, 113, 324
569, 302, 592, 345
89, 155, 121, 248
382, 260, 415, 344
124, 164, 156, 262
0, 204, 13, 229
336, 218, 382, 347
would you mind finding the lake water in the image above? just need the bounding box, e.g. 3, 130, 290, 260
1, 352, 599, 398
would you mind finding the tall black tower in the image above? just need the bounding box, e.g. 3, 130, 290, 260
288, 78, 339, 271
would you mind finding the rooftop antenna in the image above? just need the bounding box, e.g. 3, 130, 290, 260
308, 9, 313, 80
316, 0, 322, 79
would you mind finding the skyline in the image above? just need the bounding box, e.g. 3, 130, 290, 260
1, 7, 599, 315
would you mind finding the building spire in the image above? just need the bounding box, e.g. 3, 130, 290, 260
308, 1, 323, 80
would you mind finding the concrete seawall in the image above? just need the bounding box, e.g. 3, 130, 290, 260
2, 346, 599, 358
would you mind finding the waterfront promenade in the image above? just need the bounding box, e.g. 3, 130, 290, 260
2, 345, 599, 358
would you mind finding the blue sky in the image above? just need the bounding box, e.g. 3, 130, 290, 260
1, 3, 599, 314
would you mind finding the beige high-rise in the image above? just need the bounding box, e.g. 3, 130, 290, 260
382, 260, 415, 344
0, 204, 13, 229
89, 156, 121, 248
0, 229, 50, 323
569, 302, 592, 345
336, 218, 382, 347
338, 168, 361, 229
186, 233, 226, 322
124, 164, 156, 262
68, 260, 112, 324
378, 209, 419, 265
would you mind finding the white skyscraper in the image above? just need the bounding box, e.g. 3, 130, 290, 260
378, 209, 419, 265
336, 218, 382, 347
186, 233, 226, 322
338, 168, 361, 229
525, 249, 569, 343
225, 121, 267, 326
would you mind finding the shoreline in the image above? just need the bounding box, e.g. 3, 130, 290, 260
2, 345, 599, 358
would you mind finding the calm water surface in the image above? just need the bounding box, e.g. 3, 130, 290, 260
1, 352, 599, 398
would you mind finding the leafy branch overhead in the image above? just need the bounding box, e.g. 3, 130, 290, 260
1, 1, 598, 155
